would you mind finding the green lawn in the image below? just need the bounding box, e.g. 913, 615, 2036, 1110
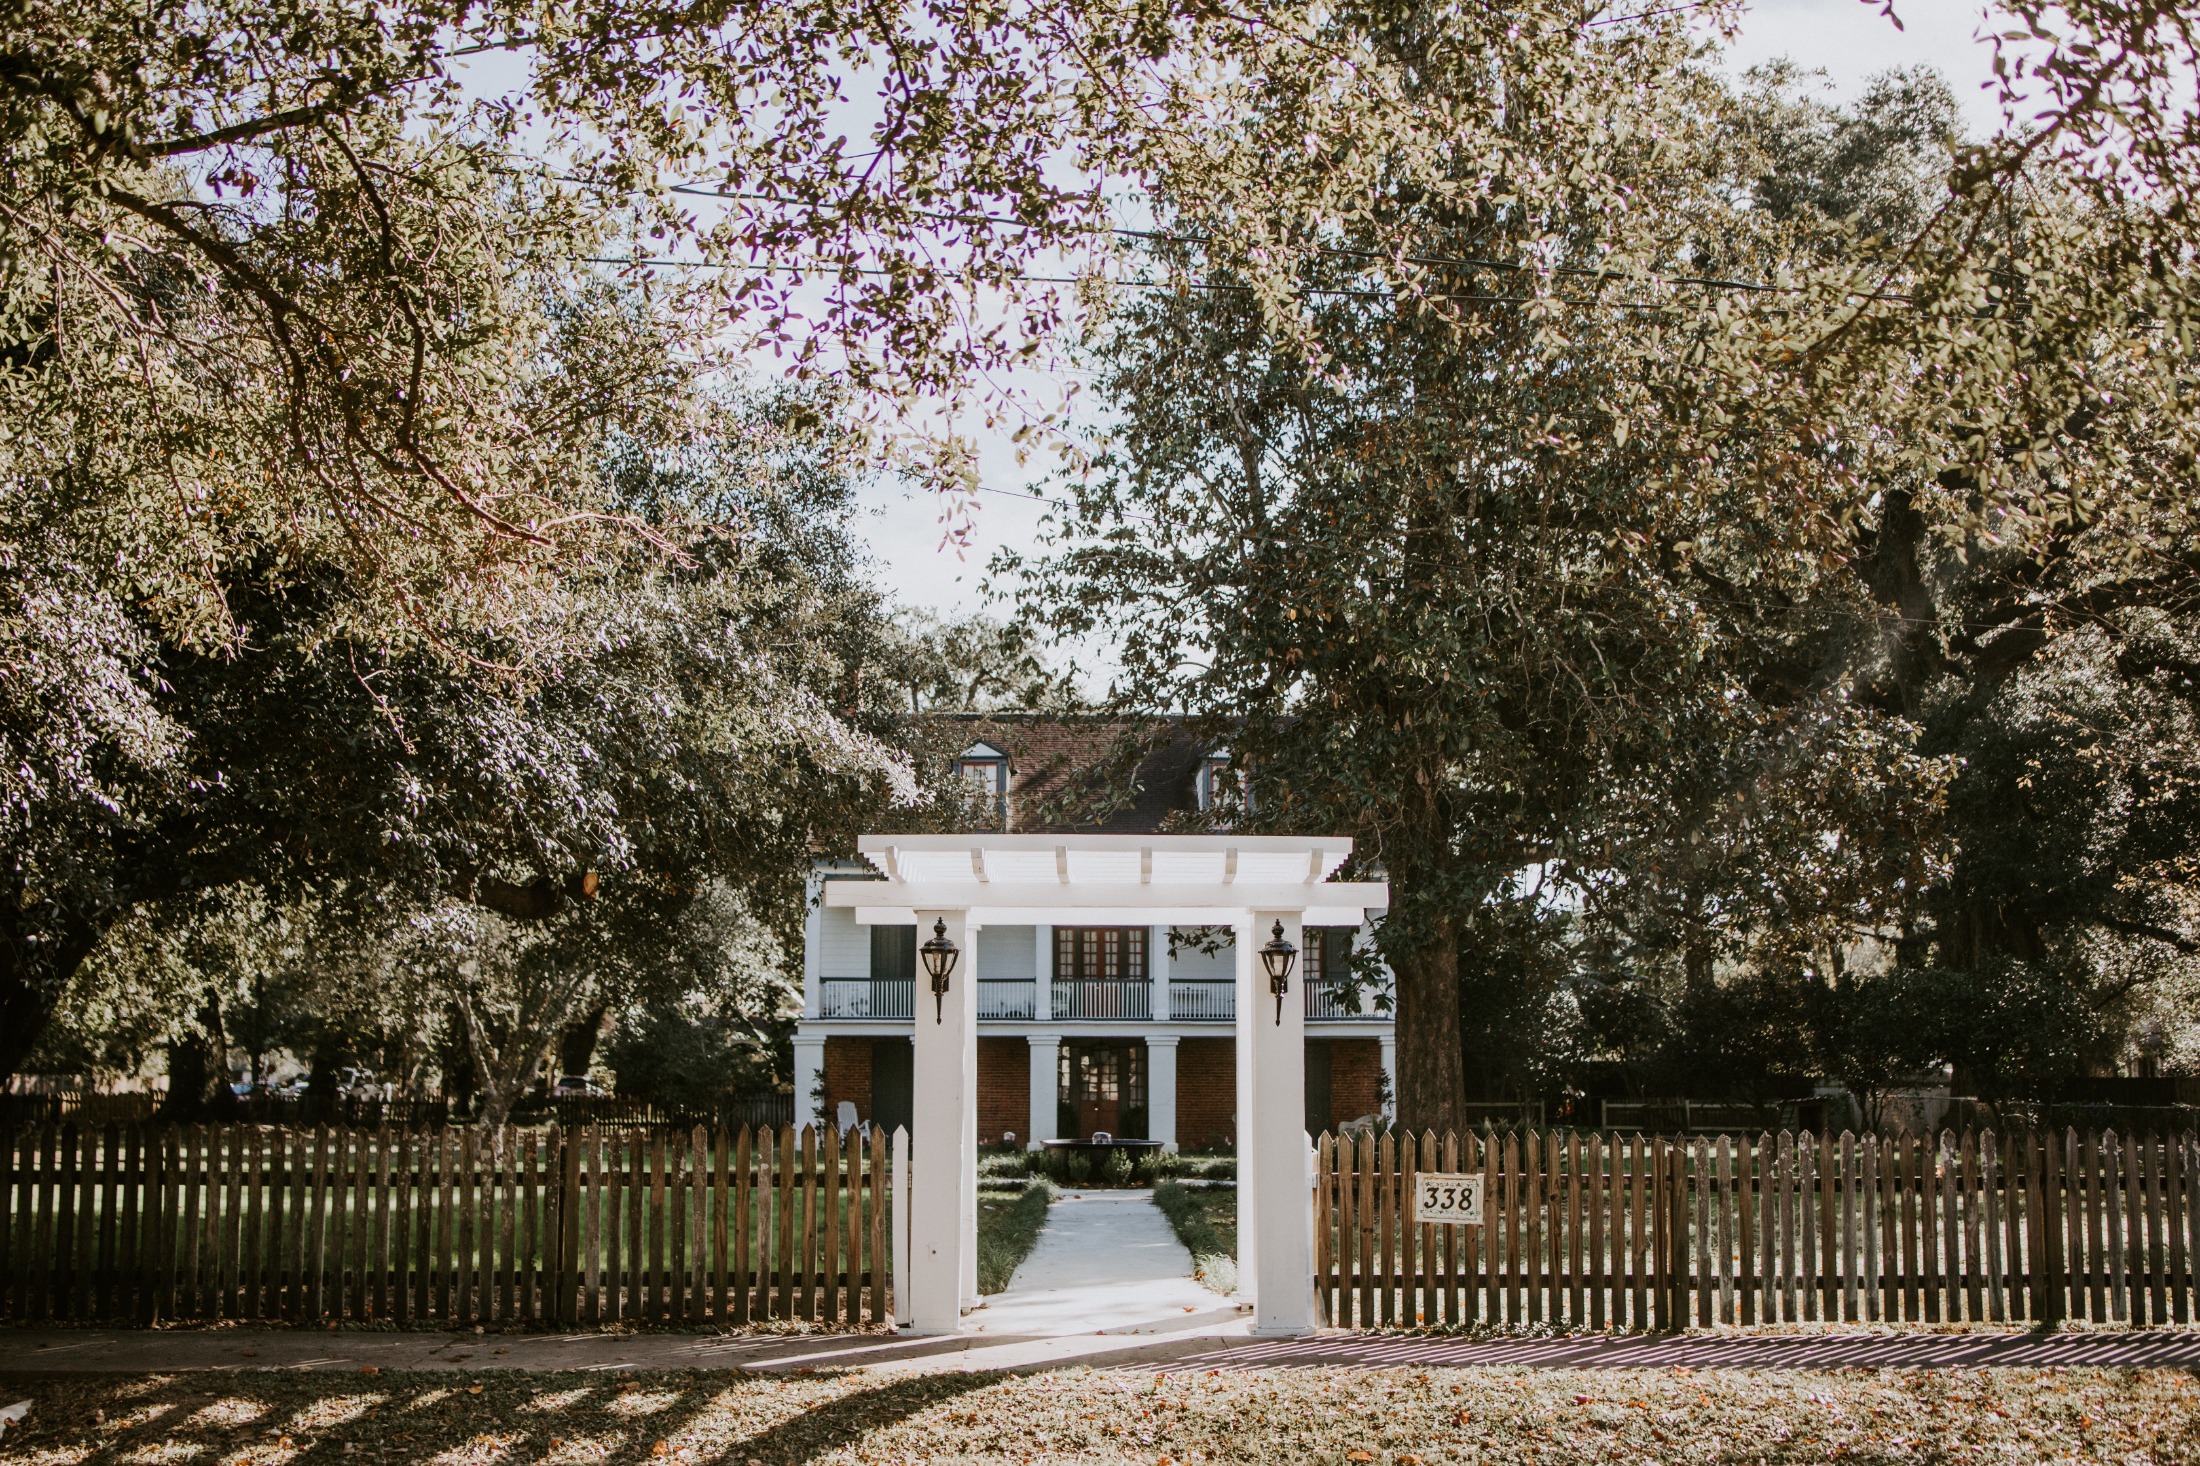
1152, 1181, 1236, 1294
4, 1364, 2196, 1464
976, 1180, 1051, 1295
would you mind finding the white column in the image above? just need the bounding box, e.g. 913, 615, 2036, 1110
1033, 924, 1053, 1022
1379, 1033, 1398, 1123
792, 1032, 826, 1129
1148, 1035, 1179, 1153
1151, 925, 1171, 1021
959, 925, 981, 1313
891, 1125, 912, 1326
1237, 909, 1313, 1335
909, 909, 977, 1333
1026, 1033, 1059, 1149
1234, 920, 1257, 1306
801, 870, 824, 1019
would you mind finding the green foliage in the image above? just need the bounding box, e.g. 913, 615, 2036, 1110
976, 1181, 1052, 1295
1149, 1151, 1235, 1182
876, 613, 1083, 715
1150, 1181, 1236, 1295
977, 1149, 1038, 1184
1036, 1147, 1093, 1187
14, 389, 933, 1106
1015, 3, 2200, 1124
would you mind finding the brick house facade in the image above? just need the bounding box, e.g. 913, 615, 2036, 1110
793, 716, 1396, 1149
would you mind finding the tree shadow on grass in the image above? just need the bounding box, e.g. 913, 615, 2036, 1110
0, 1367, 1002, 1466
704, 1372, 1001, 1463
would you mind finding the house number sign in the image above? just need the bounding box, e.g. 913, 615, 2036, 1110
1411, 1173, 1485, 1225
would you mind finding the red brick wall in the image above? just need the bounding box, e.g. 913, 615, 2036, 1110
977, 1038, 1029, 1146
1328, 1038, 1383, 1127
1176, 1038, 1237, 1150
822, 1036, 871, 1125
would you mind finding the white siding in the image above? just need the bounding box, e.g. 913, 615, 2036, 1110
1166, 929, 1234, 982
977, 925, 1039, 981
816, 904, 871, 977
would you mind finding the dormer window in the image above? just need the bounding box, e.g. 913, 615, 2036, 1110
955, 741, 1010, 827
1196, 748, 1236, 812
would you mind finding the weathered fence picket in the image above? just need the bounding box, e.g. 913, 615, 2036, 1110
1316, 1126, 2200, 1330
1, 1121, 893, 1326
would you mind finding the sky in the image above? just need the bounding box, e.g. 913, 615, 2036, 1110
850, 0, 2016, 637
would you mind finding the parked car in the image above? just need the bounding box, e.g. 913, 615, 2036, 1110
336, 1066, 386, 1100
551, 1075, 606, 1098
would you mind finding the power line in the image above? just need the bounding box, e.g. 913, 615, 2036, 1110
964, 483, 2165, 643
576, 255, 1699, 311
646, 180, 1910, 303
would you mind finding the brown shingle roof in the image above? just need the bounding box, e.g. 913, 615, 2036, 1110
936, 714, 1210, 834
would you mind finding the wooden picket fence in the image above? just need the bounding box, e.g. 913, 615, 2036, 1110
1, 1123, 893, 1326
1317, 1128, 2200, 1330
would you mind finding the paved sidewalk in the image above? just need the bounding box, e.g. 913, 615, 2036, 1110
967, 1188, 1229, 1337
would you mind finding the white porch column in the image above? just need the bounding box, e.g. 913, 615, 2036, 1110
1236, 910, 1313, 1335
801, 871, 824, 1020
1147, 1035, 1179, 1153
1026, 1033, 1059, 1149
792, 1032, 826, 1129
1379, 1033, 1398, 1121
1033, 924, 1053, 1021
1151, 924, 1171, 1021
909, 908, 977, 1332
960, 926, 982, 1313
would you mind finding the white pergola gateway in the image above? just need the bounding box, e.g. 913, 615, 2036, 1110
825, 832, 1388, 1336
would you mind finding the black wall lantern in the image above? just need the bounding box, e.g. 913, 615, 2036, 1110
919, 917, 960, 1023
1260, 919, 1297, 1026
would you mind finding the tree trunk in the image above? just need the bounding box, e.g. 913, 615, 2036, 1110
557, 1003, 611, 1079
161, 998, 231, 1121
1392, 912, 1466, 1136
0, 909, 100, 1081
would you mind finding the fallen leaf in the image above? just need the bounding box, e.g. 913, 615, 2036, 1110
1348, 1453, 1375, 1462
358, 1367, 379, 1376
467, 1386, 484, 1396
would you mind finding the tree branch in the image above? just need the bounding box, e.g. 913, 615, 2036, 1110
2093, 914, 2200, 955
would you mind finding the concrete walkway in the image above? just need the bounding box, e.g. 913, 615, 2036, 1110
966, 1188, 1235, 1338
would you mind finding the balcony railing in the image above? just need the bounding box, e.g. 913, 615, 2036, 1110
1054, 978, 1151, 1021
1305, 976, 1388, 1020
1168, 981, 1235, 1022
814, 974, 1389, 1023
978, 979, 1037, 1020
818, 977, 913, 1020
